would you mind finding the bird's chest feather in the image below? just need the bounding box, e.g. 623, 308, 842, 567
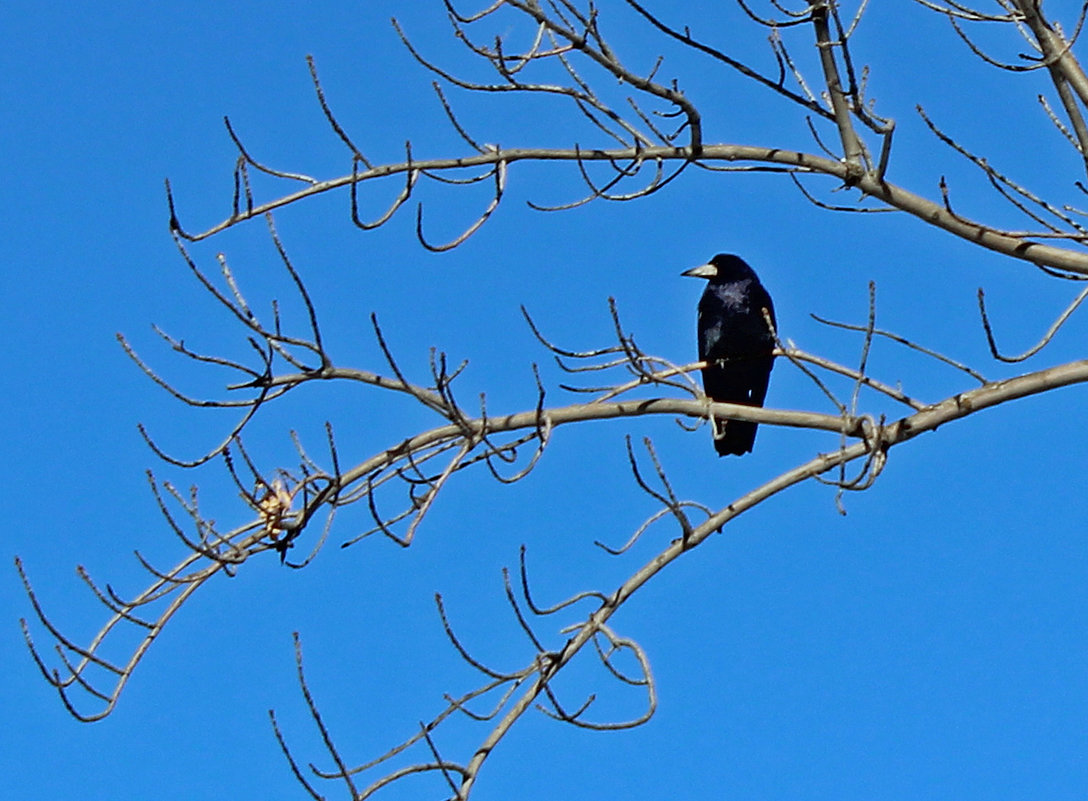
712, 281, 750, 309
697, 280, 772, 358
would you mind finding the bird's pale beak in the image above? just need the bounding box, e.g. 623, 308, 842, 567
681, 263, 718, 279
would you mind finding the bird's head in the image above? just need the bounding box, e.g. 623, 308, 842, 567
681, 253, 757, 283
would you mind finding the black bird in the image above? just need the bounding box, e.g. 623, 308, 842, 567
682, 254, 776, 456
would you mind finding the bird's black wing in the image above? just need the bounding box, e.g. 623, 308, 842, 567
745, 282, 776, 411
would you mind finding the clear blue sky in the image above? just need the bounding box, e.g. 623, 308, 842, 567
3, 2, 1086, 799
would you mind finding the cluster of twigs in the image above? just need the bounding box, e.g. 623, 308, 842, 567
161, 0, 1088, 274
18, 1, 1088, 798
272, 551, 656, 800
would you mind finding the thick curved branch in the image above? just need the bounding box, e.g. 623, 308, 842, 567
172, 142, 1088, 275
25, 345, 1088, 724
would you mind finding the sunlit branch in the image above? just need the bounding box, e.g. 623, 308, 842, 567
169, 141, 1088, 275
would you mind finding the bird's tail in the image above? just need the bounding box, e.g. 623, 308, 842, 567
713, 419, 758, 456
